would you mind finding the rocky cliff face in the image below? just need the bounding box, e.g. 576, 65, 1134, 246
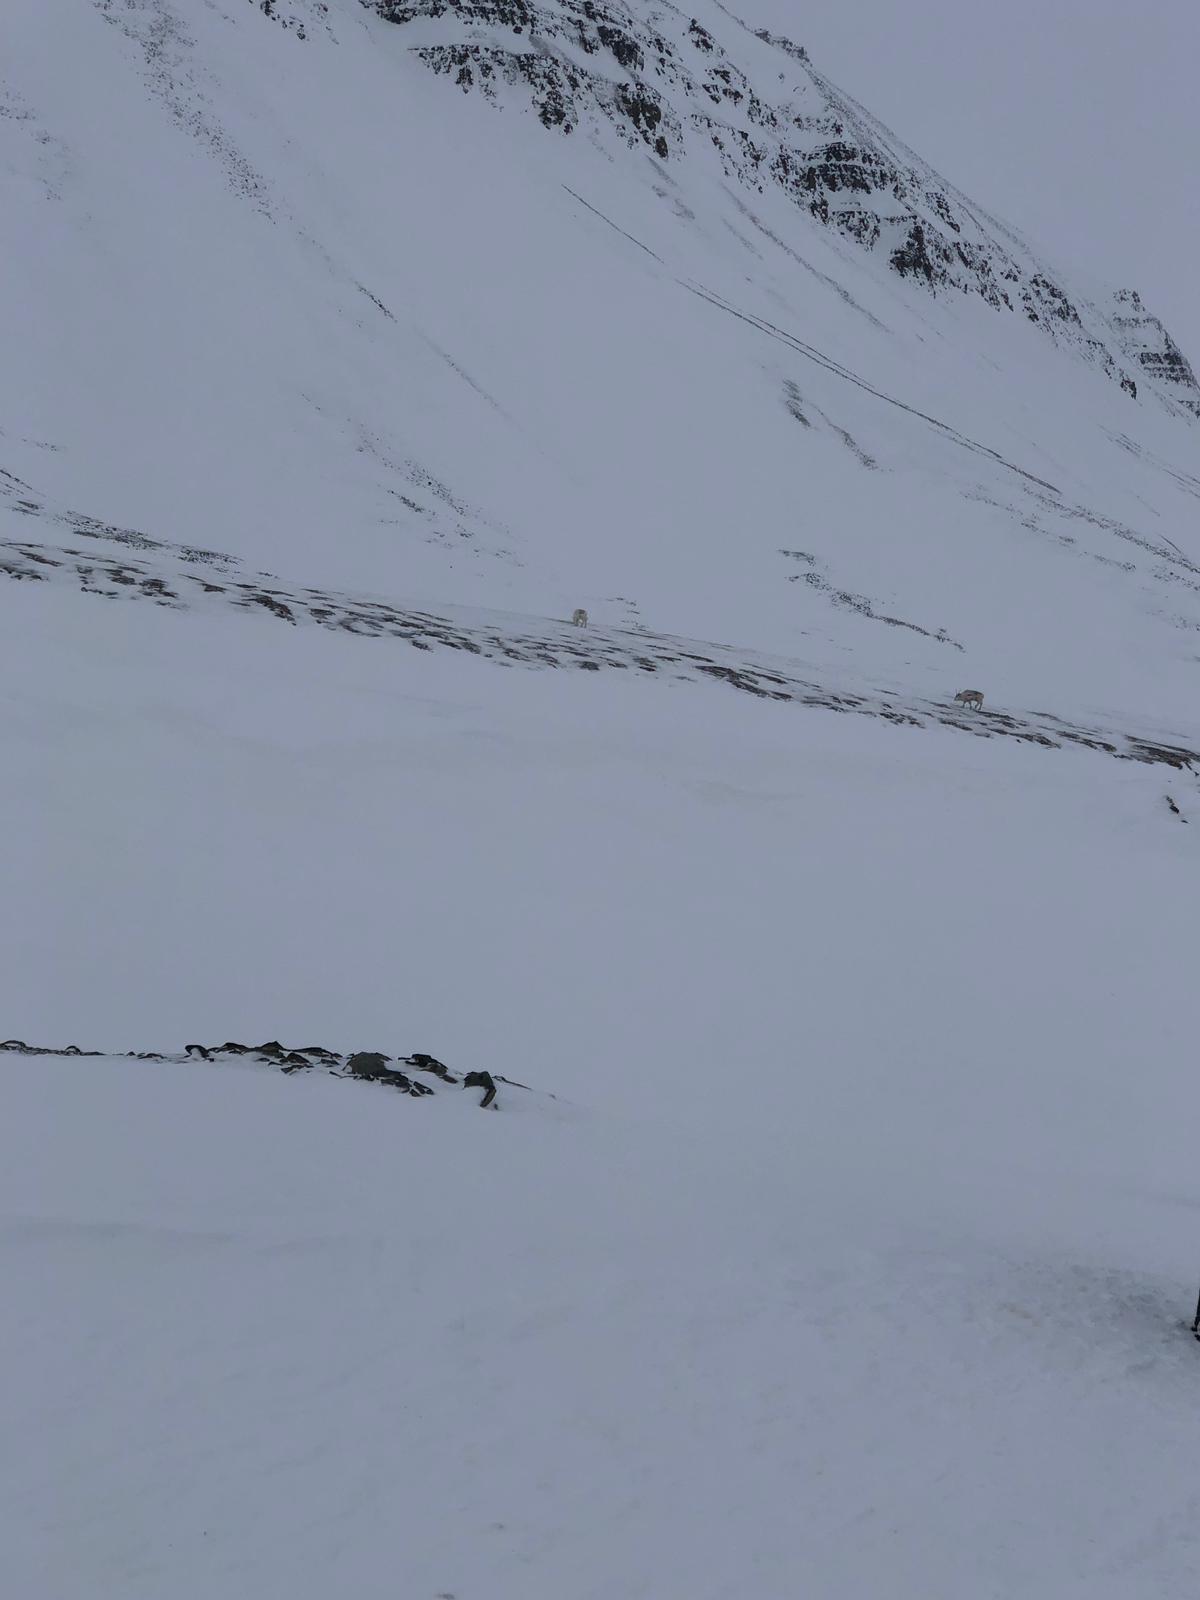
363, 0, 1199, 417
1110, 288, 1199, 402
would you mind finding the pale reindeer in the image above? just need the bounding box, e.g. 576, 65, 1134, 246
572, 608, 589, 627
953, 688, 985, 711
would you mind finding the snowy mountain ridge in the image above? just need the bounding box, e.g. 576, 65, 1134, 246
363, 0, 1199, 416
7, 0, 1198, 731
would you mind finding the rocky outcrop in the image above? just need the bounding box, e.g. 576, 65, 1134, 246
245, 0, 325, 39
371, 0, 678, 154
1110, 290, 1200, 415
345, 1051, 432, 1094
3, 1038, 518, 1108
359, 0, 1199, 417
4, 472, 1198, 772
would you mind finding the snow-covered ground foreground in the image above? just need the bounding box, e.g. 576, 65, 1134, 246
6, 589, 1200, 1597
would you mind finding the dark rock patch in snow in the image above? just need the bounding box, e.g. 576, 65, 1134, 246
357, 0, 1198, 415
96, 0, 273, 213
246, 0, 324, 42
780, 550, 956, 649
3, 470, 1198, 772
3, 507, 1198, 773
1, 1039, 529, 1109
346, 1052, 434, 1095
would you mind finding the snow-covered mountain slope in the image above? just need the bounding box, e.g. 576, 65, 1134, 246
5, 0, 1200, 726
375, 0, 1199, 414
7, 5, 1200, 1596
7, 482, 1200, 770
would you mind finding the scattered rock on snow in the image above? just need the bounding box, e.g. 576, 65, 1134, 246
0, 1038, 519, 1110
462, 1069, 499, 1108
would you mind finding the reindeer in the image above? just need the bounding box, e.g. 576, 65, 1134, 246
572, 608, 589, 627
953, 689, 985, 711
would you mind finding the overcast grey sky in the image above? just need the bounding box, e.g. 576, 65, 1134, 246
741, 0, 1200, 374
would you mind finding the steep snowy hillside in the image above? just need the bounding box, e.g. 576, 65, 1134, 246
4, 0, 1200, 723
7, 6, 1200, 1596
375, 0, 1198, 414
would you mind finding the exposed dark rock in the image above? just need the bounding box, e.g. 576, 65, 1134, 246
1112, 290, 1200, 413
597, 23, 641, 71
345, 1051, 394, 1079
244, 591, 297, 622
247, 0, 317, 38
753, 28, 808, 62
345, 1051, 435, 1095
5, 487, 1200, 774
405, 1052, 458, 1081
354, 0, 1198, 414
0, 1039, 102, 1057
890, 221, 935, 283
462, 1069, 499, 1108
3, 1037, 513, 1105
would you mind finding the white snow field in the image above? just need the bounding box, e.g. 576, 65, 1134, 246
7, 589, 1200, 1599
5, 1, 1200, 1596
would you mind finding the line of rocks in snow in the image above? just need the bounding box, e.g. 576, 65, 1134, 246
0, 1039, 508, 1108
3, 469, 1198, 773
4, 520, 1198, 773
